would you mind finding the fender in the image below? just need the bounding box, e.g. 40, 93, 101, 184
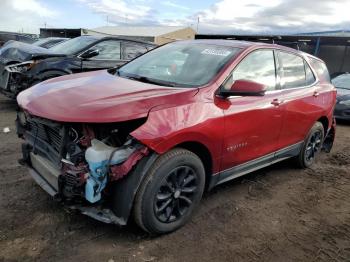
131, 102, 225, 173
110, 152, 159, 221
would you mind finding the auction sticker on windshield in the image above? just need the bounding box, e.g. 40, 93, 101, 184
201, 49, 231, 56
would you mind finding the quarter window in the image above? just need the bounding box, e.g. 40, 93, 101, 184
309, 58, 331, 83
87, 40, 121, 60
223, 50, 276, 91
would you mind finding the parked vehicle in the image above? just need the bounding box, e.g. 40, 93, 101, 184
0, 32, 35, 47
16, 40, 336, 234
2, 37, 67, 50
31, 37, 68, 49
331, 72, 350, 120
0, 35, 155, 98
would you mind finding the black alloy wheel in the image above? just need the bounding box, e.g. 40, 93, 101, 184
133, 148, 205, 234
304, 130, 323, 164
296, 121, 325, 168
154, 166, 198, 223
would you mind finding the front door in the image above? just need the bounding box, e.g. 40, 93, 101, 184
220, 49, 285, 173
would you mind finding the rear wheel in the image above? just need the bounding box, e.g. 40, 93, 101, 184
296, 122, 324, 168
133, 148, 205, 234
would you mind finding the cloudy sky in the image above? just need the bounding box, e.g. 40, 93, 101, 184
1, 0, 350, 34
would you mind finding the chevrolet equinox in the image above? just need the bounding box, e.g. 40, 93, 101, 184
16, 40, 336, 234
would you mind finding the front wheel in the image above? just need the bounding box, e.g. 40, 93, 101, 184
133, 148, 205, 234
296, 122, 325, 168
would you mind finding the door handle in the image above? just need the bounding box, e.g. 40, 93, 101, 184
313, 91, 320, 97
271, 99, 283, 106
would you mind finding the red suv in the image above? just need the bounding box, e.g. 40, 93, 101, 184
16, 40, 336, 234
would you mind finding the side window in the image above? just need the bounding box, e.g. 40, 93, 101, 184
87, 40, 121, 60
278, 52, 309, 89
223, 49, 276, 91
309, 58, 331, 83
304, 61, 316, 85
122, 42, 148, 60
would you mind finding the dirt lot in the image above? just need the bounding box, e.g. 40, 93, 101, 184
0, 95, 349, 262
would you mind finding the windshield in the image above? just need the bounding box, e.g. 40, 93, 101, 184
117, 42, 240, 87
332, 73, 350, 89
32, 38, 51, 47
49, 36, 97, 55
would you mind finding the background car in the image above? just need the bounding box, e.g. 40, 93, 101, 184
0, 35, 156, 98
331, 72, 350, 120
31, 37, 68, 49
0, 32, 35, 47
1, 37, 68, 50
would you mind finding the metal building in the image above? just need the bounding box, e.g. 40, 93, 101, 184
82, 26, 196, 45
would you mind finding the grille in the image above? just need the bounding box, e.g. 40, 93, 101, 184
27, 120, 63, 153
25, 117, 65, 164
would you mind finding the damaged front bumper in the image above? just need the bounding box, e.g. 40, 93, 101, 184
27, 162, 128, 226
17, 112, 151, 226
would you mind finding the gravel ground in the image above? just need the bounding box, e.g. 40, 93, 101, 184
0, 95, 349, 262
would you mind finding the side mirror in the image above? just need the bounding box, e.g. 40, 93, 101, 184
220, 79, 267, 97
80, 49, 99, 59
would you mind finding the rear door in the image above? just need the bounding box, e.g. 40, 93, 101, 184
220, 49, 285, 172
275, 51, 322, 150
81, 40, 123, 71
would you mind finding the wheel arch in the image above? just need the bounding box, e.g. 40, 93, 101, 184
174, 141, 214, 190
317, 116, 329, 133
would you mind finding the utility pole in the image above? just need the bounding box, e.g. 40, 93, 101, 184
106, 15, 109, 26
196, 17, 199, 33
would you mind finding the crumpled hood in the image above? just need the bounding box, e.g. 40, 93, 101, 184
17, 70, 196, 123
0, 41, 65, 64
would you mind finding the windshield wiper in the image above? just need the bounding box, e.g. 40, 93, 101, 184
123, 75, 176, 87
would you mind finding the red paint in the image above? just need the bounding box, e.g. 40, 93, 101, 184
17, 41, 337, 176
230, 79, 266, 93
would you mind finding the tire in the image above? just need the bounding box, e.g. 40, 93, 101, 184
295, 122, 325, 168
133, 148, 205, 235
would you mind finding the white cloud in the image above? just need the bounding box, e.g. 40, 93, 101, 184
12, 0, 58, 17
161, 1, 190, 11
189, 0, 350, 33
0, 0, 59, 34
78, 0, 154, 24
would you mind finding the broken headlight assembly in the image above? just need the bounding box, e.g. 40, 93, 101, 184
5, 60, 40, 73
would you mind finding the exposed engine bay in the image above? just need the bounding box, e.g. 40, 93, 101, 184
16, 110, 149, 216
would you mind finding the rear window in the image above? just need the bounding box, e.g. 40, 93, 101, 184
309, 58, 331, 83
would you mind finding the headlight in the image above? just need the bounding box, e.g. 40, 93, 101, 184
339, 100, 350, 106
5, 60, 40, 73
